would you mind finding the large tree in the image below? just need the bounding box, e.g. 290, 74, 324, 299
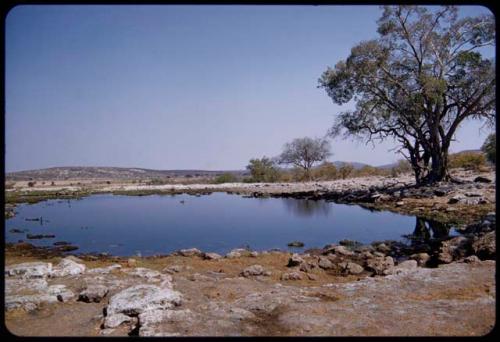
318, 5, 495, 185
278, 137, 331, 180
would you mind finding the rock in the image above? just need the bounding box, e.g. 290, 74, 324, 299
332, 245, 355, 256
433, 189, 448, 197
465, 192, 482, 197
5, 262, 53, 278
472, 231, 495, 260
395, 201, 405, 207
53, 241, 71, 246
340, 261, 364, 275
126, 267, 162, 280
391, 260, 418, 275
5, 293, 58, 311
5, 278, 48, 294
474, 176, 491, 183
103, 313, 135, 329
307, 273, 318, 281
127, 258, 137, 267
78, 285, 109, 303
410, 253, 431, 267
366, 256, 394, 275
203, 252, 222, 260
299, 263, 312, 273
48, 284, 75, 302
375, 243, 391, 254
287, 253, 304, 267
9, 228, 25, 233
339, 239, 362, 248
51, 258, 86, 277
178, 248, 203, 257
463, 255, 481, 263
250, 251, 259, 257
104, 285, 182, 328
448, 195, 465, 204
438, 236, 471, 264
240, 265, 265, 277
87, 264, 122, 274
225, 248, 248, 258
26, 234, 55, 239
318, 257, 334, 270
287, 241, 305, 247
163, 265, 182, 274
281, 272, 303, 281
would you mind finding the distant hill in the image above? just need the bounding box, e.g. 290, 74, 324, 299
5, 166, 248, 181
331, 161, 370, 170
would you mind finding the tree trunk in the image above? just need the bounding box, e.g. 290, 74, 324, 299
424, 149, 450, 184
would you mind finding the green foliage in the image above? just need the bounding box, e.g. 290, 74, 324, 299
481, 133, 496, 164
246, 157, 279, 182
449, 152, 487, 171
318, 6, 495, 184
213, 173, 237, 184
278, 137, 331, 176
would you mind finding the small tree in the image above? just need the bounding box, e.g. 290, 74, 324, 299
481, 133, 496, 164
213, 173, 237, 184
246, 157, 279, 182
278, 137, 331, 180
313, 161, 338, 180
338, 163, 354, 179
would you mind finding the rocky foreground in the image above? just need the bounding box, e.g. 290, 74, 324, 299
5, 213, 496, 336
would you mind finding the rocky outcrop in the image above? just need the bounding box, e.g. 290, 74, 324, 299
78, 285, 109, 303
5, 262, 53, 278
51, 258, 86, 277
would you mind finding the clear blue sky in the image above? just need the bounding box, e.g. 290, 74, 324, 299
5, 5, 494, 172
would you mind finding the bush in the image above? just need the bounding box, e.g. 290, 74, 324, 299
246, 157, 280, 182
449, 152, 487, 171
213, 173, 237, 184
390, 159, 413, 177
338, 163, 354, 179
481, 133, 496, 164
313, 162, 338, 180
27, 181, 36, 187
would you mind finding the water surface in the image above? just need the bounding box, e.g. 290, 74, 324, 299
5, 193, 455, 256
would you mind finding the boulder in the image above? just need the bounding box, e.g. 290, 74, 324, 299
410, 253, 431, 267
340, 261, 364, 275
366, 256, 394, 275
472, 231, 495, 260
126, 267, 162, 281
178, 248, 203, 257
225, 248, 249, 258
281, 272, 303, 281
87, 264, 122, 274
287, 253, 304, 267
51, 258, 86, 277
78, 285, 109, 303
391, 260, 418, 275
438, 236, 471, 264
104, 285, 182, 328
318, 257, 334, 270
203, 252, 222, 260
287, 241, 305, 247
5, 262, 53, 279
47, 284, 75, 302
330, 245, 355, 256
240, 265, 265, 277
474, 176, 492, 183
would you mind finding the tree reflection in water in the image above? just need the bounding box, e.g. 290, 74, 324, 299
281, 198, 331, 217
408, 217, 452, 243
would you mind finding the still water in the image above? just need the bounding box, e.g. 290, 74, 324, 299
5, 193, 456, 256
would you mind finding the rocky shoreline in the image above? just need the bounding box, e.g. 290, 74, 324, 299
4, 213, 496, 336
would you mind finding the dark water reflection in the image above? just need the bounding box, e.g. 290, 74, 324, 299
5, 193, 457, 256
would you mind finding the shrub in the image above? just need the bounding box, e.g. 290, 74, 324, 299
213, 173, 237, 184
449, 152, 487, 171
27, 181, 36, 187
313, 162, 338, 180
481, 133, 496, 164
246, 157, 280, 182
338, 163, 354, 179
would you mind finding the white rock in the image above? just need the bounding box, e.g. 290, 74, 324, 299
87, 264, 122, 274
51, 258, 86, 277
103, 313, 134, 329
106, 284, 182, 317
5, 262, 53, 278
